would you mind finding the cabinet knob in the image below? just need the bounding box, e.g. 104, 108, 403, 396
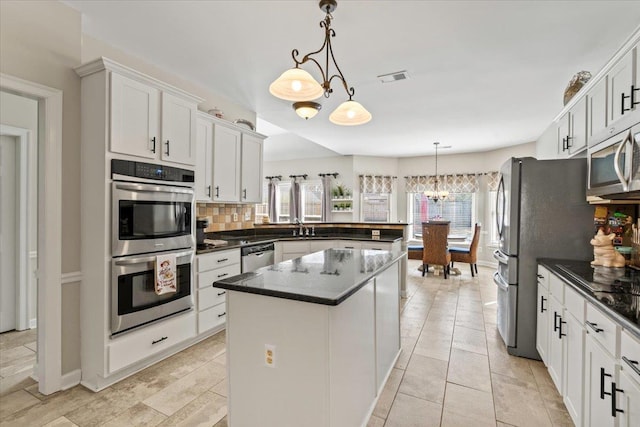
631, 85, 639, 107
165, 140, 170, 156
151, 336, 168, 345
207, 185, 211, 197
611, 382, 624, 417
151, 137, 156, 153
621, 92, 631, 114
540, 295, 547, 313
217, 312, 226, 318
215, 186, 220, 198
243, 188, 247, 199
586, 321, 604, 333
601, 367, 612, 400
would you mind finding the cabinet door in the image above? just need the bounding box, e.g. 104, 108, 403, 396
213, 124, 241, 202
564, 313, 584, 427
609, 49, 634, 124
547, 296, 564, 393
536, 282, 549, 364
240, 133, 263, 203
195, 118, 213, 202
589, 77, 608, 142
110, 73, 159, 159
585, 334, 617, 427
618, 369, 640, 427
161, 92, 197, 165
339, 241, 362, 250
557, 112, 570, 158
569, 97, 588, 154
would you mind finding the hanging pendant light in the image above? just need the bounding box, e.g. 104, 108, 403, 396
269, 0, 372, 125
424, 142, 449, 202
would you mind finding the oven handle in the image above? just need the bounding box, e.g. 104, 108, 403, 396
114, 249, 194, 266
114, 182, 194, 195
613, 129, 632, 191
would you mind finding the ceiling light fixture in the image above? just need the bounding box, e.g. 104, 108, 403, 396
269, 0, 372, 126
424, 142, 449, 202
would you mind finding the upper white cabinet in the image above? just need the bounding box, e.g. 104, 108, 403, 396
213, 123, 242, 202
108, 68, 199, 166
241, 133, 263, 203
589, 77, 608, 139
160, 92, 197, 165
195, 112, 265, 203
609, 46, 636, 124
110, 73, 160, 159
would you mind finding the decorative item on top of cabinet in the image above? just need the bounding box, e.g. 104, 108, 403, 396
563, 71, 592, 105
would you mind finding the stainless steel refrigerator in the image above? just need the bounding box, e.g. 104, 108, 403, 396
493, 157, 594, 359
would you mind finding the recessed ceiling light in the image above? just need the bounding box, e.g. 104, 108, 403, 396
377, 70, 409, 83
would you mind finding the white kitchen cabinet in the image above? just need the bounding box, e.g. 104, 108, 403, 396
585, 330, 618, 427
609, 47, 636, 124
557, 97, 588, 157
619, 330, 640, 427
213, 123, 242, 202
589, 77, 608, 142
309, 240, 339, 252
110, 71, 198, 166
536, 281, 549, 363
557, 111, 571, 158
160, 92, 197, 165
563, 310, 584, 426
547, 295, 565, 392
196, 248, 240, 334
240, 133, 263, 203
195, 117, 213, 201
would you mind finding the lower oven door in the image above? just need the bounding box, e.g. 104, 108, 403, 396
111, 249, 194, 336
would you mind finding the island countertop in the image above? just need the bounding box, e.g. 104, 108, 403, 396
212, 248, 405, 306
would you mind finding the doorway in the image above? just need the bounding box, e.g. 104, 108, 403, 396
0, 74, 63, 395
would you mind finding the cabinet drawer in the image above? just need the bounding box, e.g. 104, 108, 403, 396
585, 303, 620, 357
361, 241, 392, 251
537, 265, 550, 290
549, 274, 564, 303
564, 285, 585, 322
198, 286, 227, 311
198, 303, 226, 334
198, 264, 240, 289
197, 249, 240, 272
108, 311, 196, 374
621, 330, 640, 383
309, 240, 338, 253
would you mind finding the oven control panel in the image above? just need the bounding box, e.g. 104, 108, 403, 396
112, 159, 194, 184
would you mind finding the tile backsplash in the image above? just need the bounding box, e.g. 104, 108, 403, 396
197, 203, 254, 232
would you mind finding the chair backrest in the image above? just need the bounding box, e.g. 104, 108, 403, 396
468, 223, 481, 262
422, 221, 450, 266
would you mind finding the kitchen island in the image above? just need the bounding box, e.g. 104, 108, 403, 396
213, 248, 404, 427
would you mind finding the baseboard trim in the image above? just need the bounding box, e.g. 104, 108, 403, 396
61, 369, 81, 390
478, 260, 497, 269
61, 271, 82, 285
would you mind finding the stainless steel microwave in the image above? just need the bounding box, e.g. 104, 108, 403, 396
587, 122, 640, 200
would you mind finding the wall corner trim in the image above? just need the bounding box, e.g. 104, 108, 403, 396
61, 369, 82, 391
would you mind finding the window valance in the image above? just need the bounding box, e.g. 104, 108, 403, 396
487, 171, 501, 191
404, 173, 479, 193
359, 175, 396, 193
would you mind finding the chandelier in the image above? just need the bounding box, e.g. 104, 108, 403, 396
424, 142, 449, 202
268, 0, 372, 126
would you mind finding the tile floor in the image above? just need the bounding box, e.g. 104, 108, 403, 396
0, 261, 573, 426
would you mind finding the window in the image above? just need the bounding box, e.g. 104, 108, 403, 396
410, 192, 475, 238
260, 180, 323, 223
277, 182, 291, 223
361, 193, 390, 222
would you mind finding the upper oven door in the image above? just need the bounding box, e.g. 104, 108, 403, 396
112, 181, 194, 257
587, 128, 634, 197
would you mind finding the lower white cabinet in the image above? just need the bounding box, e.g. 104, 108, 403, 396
585, 331, 618, 427
536, 281, 549, 362
563, 311, 584, 426
108, 311, 196, 374
547, 295, 565, 392
619, 366, 640, 427
196, 248, 240, 334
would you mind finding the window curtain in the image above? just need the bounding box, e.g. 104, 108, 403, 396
319, 173, 338, 222
359, 175, 396, 193
289, 175, 306, 222
405, 173, 479, 193
266, 176, 281, 223
487, 171, 500, 191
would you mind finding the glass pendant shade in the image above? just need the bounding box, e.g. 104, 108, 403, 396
293, 101, 322, 120
269, 68, 324, 102
329, 100, 372, 126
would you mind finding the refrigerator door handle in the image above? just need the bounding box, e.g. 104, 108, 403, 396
495, 176, 505, 238
493, 249, 508, 264
493, 271, 509, 291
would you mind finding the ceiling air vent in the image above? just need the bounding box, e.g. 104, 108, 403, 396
377, 70, 409, 83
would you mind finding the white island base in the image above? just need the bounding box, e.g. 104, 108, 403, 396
224, 261, 400, 427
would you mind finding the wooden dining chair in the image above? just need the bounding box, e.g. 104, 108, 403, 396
450, 224, 481, 277
421, 221, 451, 279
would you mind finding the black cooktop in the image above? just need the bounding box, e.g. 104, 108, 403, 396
554, 260, 640, 327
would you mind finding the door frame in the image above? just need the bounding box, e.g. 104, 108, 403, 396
0, 125, 32, 331
0, 73, 62, 395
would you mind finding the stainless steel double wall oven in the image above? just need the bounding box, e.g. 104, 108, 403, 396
111, 159, 195, 336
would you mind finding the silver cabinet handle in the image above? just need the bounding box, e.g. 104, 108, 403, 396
114, 182, 194, 195
115, 249, 194, 265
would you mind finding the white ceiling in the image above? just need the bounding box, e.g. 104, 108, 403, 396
64, 0, 640, 157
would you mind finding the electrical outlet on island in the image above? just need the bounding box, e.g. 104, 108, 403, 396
232, 212, 238, 222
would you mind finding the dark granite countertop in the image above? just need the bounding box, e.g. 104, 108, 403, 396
196, 234, 403, 255
213, 248, 405, 305
538, 258, 640, 339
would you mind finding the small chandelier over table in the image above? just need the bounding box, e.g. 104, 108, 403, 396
269, 0, 372, 126
424, 142, 449, 202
